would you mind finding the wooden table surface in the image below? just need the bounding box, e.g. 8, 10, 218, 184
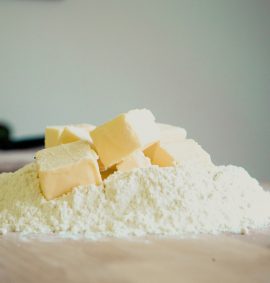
0, 231, 270, 283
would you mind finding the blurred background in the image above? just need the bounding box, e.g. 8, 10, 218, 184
0, 0, 269, 180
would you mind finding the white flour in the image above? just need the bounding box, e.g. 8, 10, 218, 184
0, 160, 270, 238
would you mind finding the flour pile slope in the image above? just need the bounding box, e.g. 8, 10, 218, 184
0, 161, 270, 237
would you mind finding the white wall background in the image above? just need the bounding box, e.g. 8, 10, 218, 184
0, 0, 269, 180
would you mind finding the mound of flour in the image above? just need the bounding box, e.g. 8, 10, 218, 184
0, 161, 270, 238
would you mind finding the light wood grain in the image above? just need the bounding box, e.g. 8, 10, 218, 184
0, 230, 270, 283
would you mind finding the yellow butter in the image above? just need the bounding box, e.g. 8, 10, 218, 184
145, 139, 213, 168
59, 126, 93, 145
116, 151, 151, 172
45, 126, 64, 148
144, 123, 186, 158
143, 143, 157, 161
45, 124, 96, 148
91, 109, 159, 168
36, 141, 102, 200
158, 123, 187, 143
76, 124, 96, 132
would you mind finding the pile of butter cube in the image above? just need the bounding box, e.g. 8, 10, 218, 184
36, 109, 212, 200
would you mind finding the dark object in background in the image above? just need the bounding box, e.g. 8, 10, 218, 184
0, 123, 10, 144
0, 123, 44, 150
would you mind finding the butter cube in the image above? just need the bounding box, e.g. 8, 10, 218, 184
76, 124, 96, 132
59, 126, 94, 146
36, 141, 102, 200
45, 126, 64, 148
144, 123, 186, 158
158, 123, 187, 142
77, 124, 96, 149
143, 144, 156, 161
91, 109, 159, 167
116, 151, 151, 172
145, 139, 213, 168
45, 124, 96, 148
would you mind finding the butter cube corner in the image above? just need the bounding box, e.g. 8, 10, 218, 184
117, 151, 152, 172
36, 141, 102, 200
91, 109, 160, 167
45, 126, 64, 148
145, 139, 213, 168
